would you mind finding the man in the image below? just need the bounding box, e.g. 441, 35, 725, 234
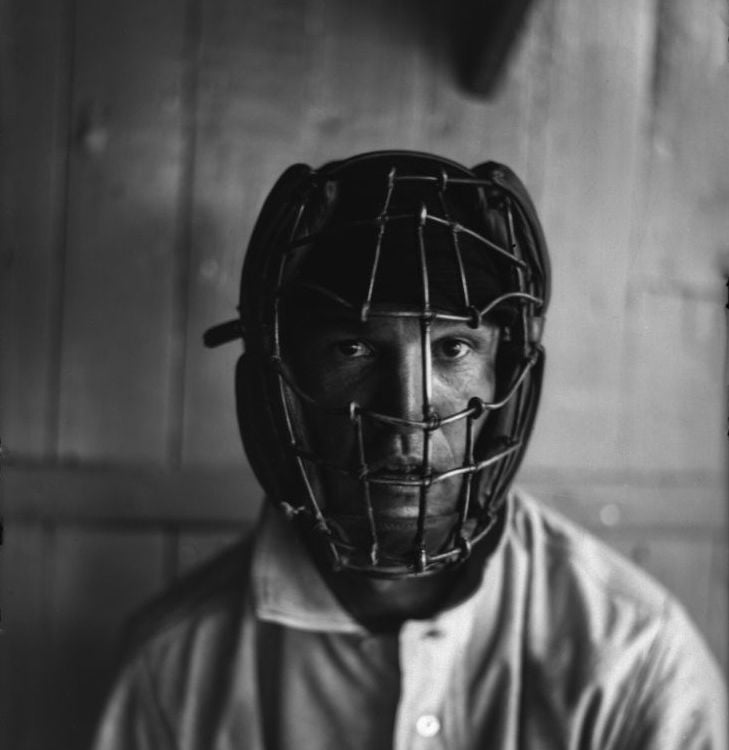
94, 151, 726, 748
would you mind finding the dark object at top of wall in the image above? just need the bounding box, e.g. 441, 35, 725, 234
455, 0, 538, 96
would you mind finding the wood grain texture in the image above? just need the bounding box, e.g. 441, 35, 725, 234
181, 0, 556, 464
57, 0, 187, 463
633, 0, 729, 286
621, 290, 726, 471
0, 0, 70, 458
413, 0, 556, 181
3, 464, 263, 523
297, 0, 431, 160
620, 0, 729, 473
530, 0, 657, 472
180, 0, 322, 465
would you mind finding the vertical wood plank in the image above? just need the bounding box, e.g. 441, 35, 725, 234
621, 291, 725, 472
416, 0, 556, 183
181, 0, 321, 466
631, 0, 729, 286
181, 0, 557, 467
0, 0, 71, 458
529, 0, 656, 471
297, 0, 429, 161
622, 0, 729, 474
58, 0, 188, 463
48, 527, 168, 750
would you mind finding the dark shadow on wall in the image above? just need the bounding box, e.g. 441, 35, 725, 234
356, 0, 540, 97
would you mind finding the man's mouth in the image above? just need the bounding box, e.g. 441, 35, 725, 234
365, 460, 428, 483
328, 456, 463, 517
362, 463, 435, 518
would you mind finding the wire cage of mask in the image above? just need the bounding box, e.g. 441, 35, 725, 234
206, 152, 550, 579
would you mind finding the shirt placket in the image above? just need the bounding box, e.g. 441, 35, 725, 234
394, 612, 473, 750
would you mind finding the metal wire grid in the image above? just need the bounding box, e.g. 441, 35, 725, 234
271, 167, 544, 576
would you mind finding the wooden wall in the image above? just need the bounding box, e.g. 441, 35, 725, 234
1, 0, 727, 747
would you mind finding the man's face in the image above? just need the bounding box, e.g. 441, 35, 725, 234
286, 307, 499, 552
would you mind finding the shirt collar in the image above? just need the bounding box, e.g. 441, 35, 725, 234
251, 501, 510, 636
252, 505, 366, 633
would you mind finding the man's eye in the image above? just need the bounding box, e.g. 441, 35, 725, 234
434, 339, 471, 360
334, 340, 371, 359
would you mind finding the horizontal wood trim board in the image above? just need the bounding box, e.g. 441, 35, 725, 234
1, 465, 726, 529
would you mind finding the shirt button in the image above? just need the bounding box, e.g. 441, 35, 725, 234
423, 628, 443, 639
415, 714, 441, 738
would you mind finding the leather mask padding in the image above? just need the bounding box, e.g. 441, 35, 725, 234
236, 164, 324, 512
467, 161, 549, 520
285, 154, 517, 321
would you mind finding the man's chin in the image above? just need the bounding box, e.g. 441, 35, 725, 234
368, 484, 460, 517
326, 510, 459, 565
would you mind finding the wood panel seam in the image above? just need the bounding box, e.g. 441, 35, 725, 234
167, 0, 204, 469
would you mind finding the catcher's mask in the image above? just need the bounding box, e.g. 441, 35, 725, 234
205, 151, 550, 579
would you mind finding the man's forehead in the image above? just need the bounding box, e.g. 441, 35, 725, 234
285, 158, 514, 316
290, 233, 504, 314
289, 300, 499, 338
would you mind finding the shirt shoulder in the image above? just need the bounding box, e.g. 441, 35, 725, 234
504, 488, 727, 748
93, 530, 260, 750
509, 488, 669, 615
121, 530, 255, 661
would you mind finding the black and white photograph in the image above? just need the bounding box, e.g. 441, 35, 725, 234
1, 1, 728, 747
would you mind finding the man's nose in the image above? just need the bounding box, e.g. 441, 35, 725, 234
376, 344, 429, 425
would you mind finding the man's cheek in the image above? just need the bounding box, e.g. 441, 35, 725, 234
310, 415, 357, 462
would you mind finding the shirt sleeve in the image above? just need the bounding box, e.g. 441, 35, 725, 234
617, 600, 727, 750
91, 652, 177, 750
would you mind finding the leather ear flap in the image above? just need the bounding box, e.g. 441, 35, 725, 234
238, 163, 314, 330
234, 164, 315, 506
466, 161, 549, 516
235, 353, 291, 504
471, 161, 542, 230
492, 346, 544, 456
236, 351, 326, 514
471, 161, 551, 310
473, 346, 545, 514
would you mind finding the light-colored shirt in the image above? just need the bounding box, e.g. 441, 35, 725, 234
93, 490, 727, 749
